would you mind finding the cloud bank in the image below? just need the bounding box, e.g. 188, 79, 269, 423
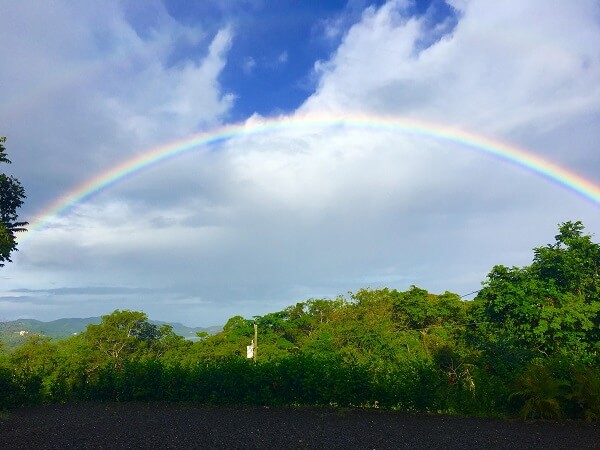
1, 0, 599, 325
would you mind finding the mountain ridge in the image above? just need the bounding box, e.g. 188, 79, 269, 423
1, 317, 222, 343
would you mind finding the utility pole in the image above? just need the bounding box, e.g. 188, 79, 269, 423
246, 322, 258, 362
253, 322, 258, 363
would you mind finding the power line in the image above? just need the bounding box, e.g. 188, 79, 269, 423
460, 289, 481, 299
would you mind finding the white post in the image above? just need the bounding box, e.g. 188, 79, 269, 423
253, 322, 258, 363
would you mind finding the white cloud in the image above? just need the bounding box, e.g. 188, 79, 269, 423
277, 51, 289, 64
243, 56, 257, 74
97, 24, 235, 146
0, 1, 234, 212
304, 0, 600, 136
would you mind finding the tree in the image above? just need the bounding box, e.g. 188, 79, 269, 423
83, 310, 159, 368
531, 221, 600, 302
0, 142, 27, 266
191, 315, 255, 360
9, 334, 58, 377
474, 221, 600, 359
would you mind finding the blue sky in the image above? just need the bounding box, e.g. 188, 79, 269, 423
0, 0, 599, 326
163, 0, 389, 119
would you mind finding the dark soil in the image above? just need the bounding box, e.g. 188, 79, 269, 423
0, 402, 598, 449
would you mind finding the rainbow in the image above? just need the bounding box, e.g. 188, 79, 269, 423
23, 113, 600, 237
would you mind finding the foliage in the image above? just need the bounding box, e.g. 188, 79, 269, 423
0, 143, 27, 266
532, 221, 600, 302
567, 365, 600, 422
1, 222, 598, 421
474, 221, 600, 359
509, 362, 569, 419
84, 310, 172, 369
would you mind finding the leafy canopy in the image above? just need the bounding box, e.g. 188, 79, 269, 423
475, 221, 600, 359
0, 142, 27, 266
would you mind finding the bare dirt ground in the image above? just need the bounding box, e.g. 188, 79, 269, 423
0, 402, 598, 449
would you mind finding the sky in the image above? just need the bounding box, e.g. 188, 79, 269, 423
1, 0, 599, 327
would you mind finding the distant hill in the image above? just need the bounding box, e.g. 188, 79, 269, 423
0, 317, 222, 349
147, 320, 223, 340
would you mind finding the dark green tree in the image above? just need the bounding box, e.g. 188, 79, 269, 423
474, 221, 600, 359
0, 142, 28, 266
531, 221, 600, 302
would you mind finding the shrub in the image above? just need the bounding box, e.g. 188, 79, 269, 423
567, 366, 600, 422
509, 362, 569, 419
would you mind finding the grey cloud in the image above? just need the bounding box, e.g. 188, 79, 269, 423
9, 286, 161, 296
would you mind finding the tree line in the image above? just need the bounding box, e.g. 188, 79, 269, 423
1, 221, 599, 420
